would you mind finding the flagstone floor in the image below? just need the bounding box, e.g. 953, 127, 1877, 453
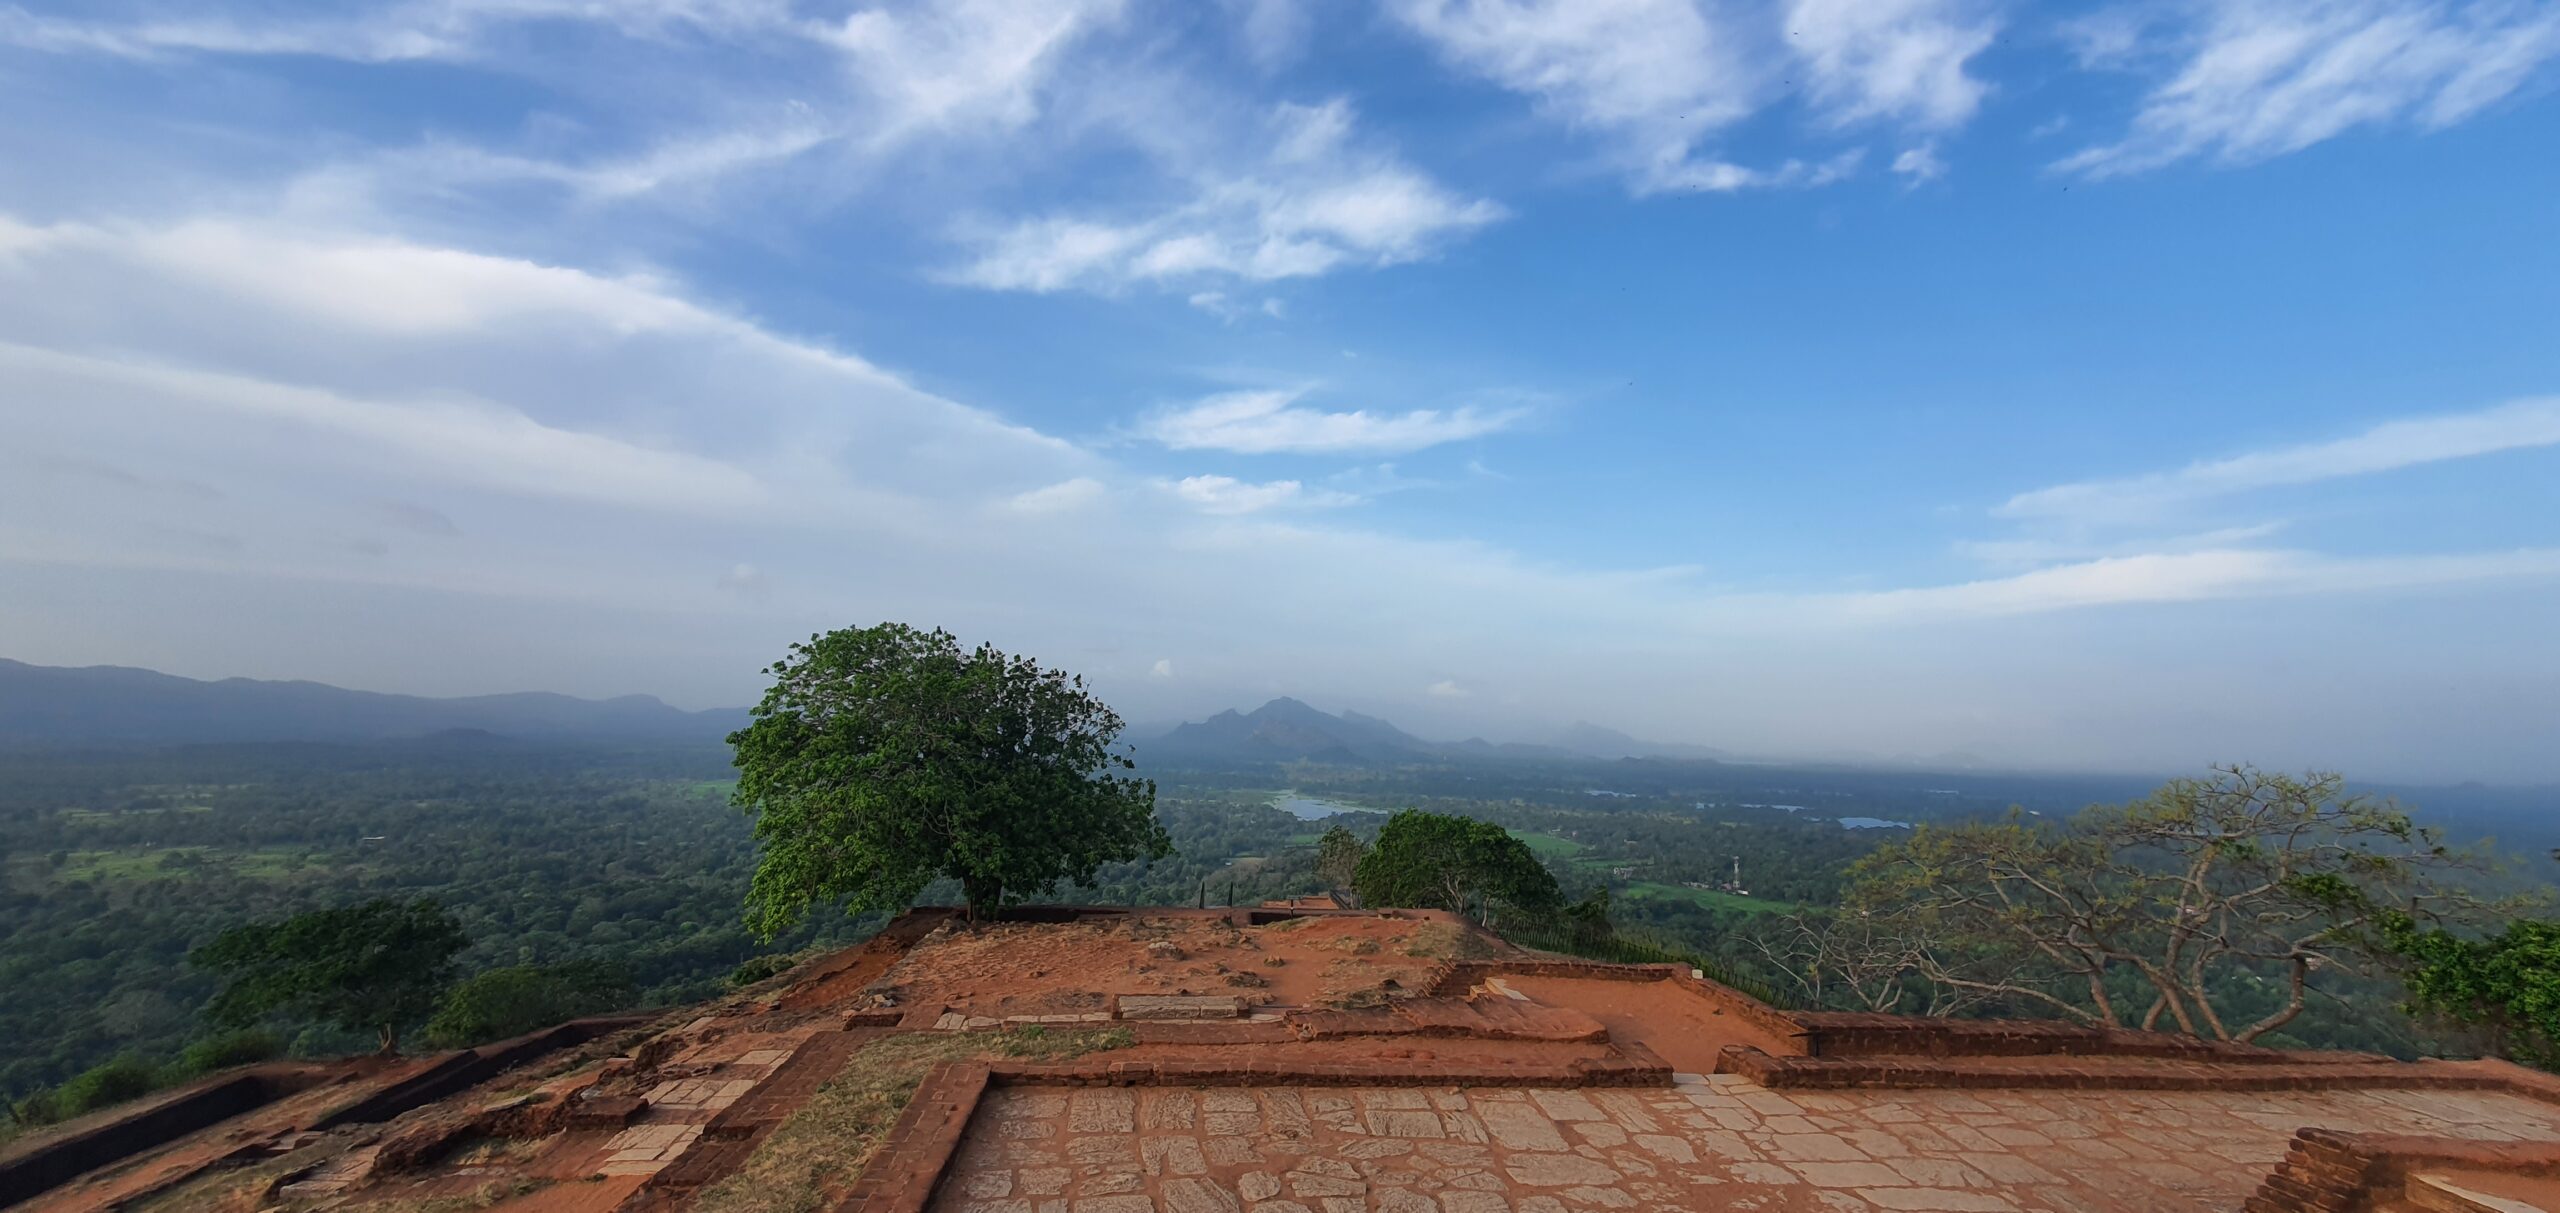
929, 1075, 2560, 1213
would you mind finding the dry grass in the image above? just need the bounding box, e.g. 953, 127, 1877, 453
1401, 920, 1500, 961
331, 1177, 548, 1213
132, 1139, 358, 1213
690, 1026, 1132, 1213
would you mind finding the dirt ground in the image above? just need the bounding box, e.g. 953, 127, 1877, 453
868, 914, 1472, 1016
1500, 974, 1803, 1074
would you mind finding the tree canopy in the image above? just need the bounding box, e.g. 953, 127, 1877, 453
190, 897, 467, 1053
1843, 767, 2477, 1042
424, 959, 634, 1048
2387, 915, 2560, 1070
729, 623, 1170, 932
1353, 810, 1561, 925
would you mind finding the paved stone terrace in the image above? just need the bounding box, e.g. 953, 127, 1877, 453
928, 1076, 2560, 1213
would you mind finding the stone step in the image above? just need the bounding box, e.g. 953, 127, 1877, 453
2408, 1172, 2557, 1213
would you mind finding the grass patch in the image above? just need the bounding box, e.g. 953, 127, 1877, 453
1517, 833, 1585, 858
691, 1026, 1132, 1213
1400, 920, 1502, 960
1618, 881, 1791, 914
134, 1139, 364, 1213
52, 847, 316, 884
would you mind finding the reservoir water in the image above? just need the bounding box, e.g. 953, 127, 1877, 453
1275, 796, 1383, 821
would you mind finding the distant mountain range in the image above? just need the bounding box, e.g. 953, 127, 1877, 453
1144, 696, 1728, 766
0, 659, 746, 745
0, 659, 1724, 763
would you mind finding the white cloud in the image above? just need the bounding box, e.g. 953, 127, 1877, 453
0, 0, 792, 63
1005, 477, 1110, 515
820, 0, 1128, 150
2059, 0, 2560, 177
1997, 397, 2560, 524
1139, 389, 1524, 455
1953, 522, 2291, 567
1644, 150, 1866, 194
1811, 547, 2560, 624
951, 99, 1502, 292
1389, 0, 1760, 190
1891, 142, 1948, 184
1165, 475, 1360, 514
1389, 0, 1987, 193
0, 343, 773, 516
1150, 657, 1175, 678
0, 210, 1110, 619
1783, 0, 1997, 129
1427, 678, 1469, 697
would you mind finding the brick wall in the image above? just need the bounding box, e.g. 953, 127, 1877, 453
2242, 1128, 2560, 1212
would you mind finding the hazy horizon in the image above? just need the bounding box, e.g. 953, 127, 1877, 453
2, 2, 2555, 784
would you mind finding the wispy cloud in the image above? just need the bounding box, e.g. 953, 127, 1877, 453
1388, 0, 1763, 191
1784, 0, 1997, 130
0, 0, 791, 63
1997, 397, 2560, 524
1388, 0, 1991, 193
2058, 0, 2560, 177
1812, 546, 2560, 623
949, 99, 1502, 292
1165, 474, 1360, 514
1891, 142, 1949, 184
1004, 477, 1110, 515
1138, 389, 1524, 455
819, 0, 1128, 151
1952, 521, 2291, 567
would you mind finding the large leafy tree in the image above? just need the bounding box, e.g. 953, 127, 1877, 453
1845, 767, 2477, 1042
729, 623, 1169, 933
191, 898, 467, 1053
1353, 810, 1561, 925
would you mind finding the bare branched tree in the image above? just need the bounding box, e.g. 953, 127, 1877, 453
1844, 766, 2487, 1042
1752, 909, 1991, 1017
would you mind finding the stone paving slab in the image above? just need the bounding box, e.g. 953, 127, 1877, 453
928, 1075, 2560, 1213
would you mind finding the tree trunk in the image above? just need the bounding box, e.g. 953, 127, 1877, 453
962, 875, 1002, 926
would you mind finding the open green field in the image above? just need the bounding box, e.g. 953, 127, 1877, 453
1618, 880, 1791, 914
1518, 832, 1585, 858
45, 846, 318, 884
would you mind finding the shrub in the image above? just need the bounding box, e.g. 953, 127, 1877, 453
179, 1029, 282, 1075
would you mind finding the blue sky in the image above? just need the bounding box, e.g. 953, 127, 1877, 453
1, 0, 2556, 780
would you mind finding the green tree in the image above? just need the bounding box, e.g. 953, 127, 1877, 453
2386, 916, 2560, 1070
1353, 810, 1561, 925
424, 960, 634, 1048
1315, 825, 1365, 893
191, 898, 467, 1054
1846, 767, 2476, 1042
729, 623, 1170, 932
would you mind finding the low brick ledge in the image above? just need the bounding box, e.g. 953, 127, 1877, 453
984, 1047, 1674, 1090
1789, 1012, 2392, 1065
834, 1060, 990, 1213
2241, 1128, 2560, 1213
1720, 1047, 2560, 1100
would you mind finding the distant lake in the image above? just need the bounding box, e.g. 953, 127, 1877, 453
1275, 796, 1384, 821
1838, 817, 1913, 830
